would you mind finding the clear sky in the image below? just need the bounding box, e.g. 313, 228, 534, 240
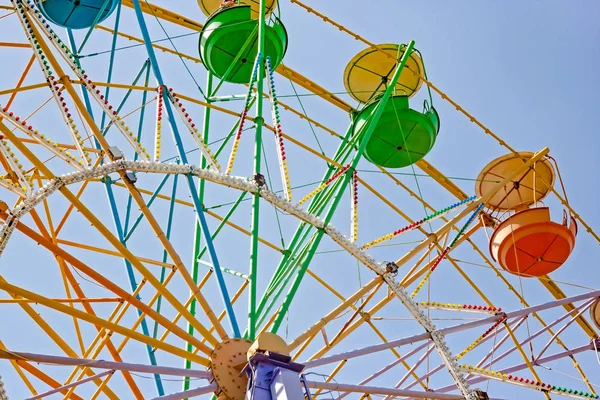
0, 0, 599, 398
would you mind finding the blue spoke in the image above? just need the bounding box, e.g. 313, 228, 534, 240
99, 1, 122, 131
123, 173, 171, 241
124, 60, 152, 234
66, 30, 165, 395
131, 0, 240, 338
106, 178, 165, 395
153, 169, 179, 339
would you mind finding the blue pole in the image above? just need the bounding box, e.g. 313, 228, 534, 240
66, 29, 99, 150
124, 60, 151, 234
123, 173, 171, 241
130, 0, 240, 338
75, 0, 113, 54
105, 177, 165, 395
102, 60, 149, 137
100, 1, 121, 131
154, 167, 179, 338
64, 32, 163, 392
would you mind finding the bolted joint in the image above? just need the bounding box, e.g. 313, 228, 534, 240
253, 173, 266, 188
427, 232, 438, 242
107, 145, 124, 160
384, 261, 399, 276
58, 74, 70, 85
480, 212, 497, 228
253, 116, 265, 127
359, 311, 371, 321
123, 172, 137, 184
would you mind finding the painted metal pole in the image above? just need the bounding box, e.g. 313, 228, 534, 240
59, 28, 159, 394
255, 242, 314, 328
503, 289, 600, 320
261, 173, 346, 298
482, 300, 594, 369
305, 288, 600, 369
184, 72, 213, 391
534, 299, 595, 362
288, 276, 382, 351
481, 343, 596, 380
100, 61, 151, 138
337, 342, 431, 399
153, 169, 179, 338
262, 124, 371, 329
25, 370, 113, 400
405, 364, 445, 391
75, 0, 113, 54
256, 176, 352, 325
254, 124, 357, 326
435, 343, 596, 394
130, 0, 240, 337
475, 316, 528, 369
248, 0, 268, 341
149, 193, 249, 357
259, 64, 399, 300
196, 192, 249, 262
65, 28, 163, 393
260, 129, 355, 293
386, 345, 435, 398
124, 174, 171, 241
150, 383, 218, 400
124, 60, 152, 234
98, 0, 122, 131
65, 29, 98, 149
256, 123, 355, 308
270, 40, 417, 333
0, 350, 212, 379
304, 331, 431, 369
105, 178, 165, 395
259, 119, 366, 316
304, 380, 465, 399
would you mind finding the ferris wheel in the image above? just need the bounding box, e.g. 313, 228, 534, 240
0, 0, 598, 399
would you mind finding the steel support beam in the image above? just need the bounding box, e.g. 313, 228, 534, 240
0, 350, 211, 379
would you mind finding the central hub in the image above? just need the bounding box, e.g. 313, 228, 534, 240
211, 338, 252, 400
211, 333, 290, 400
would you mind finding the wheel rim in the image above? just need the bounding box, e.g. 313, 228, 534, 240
0, 1, 598, 399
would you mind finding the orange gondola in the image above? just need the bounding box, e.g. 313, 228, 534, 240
477, 152, 577, 277
489, 207, 577, 277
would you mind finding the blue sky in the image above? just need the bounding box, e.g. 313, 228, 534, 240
0, 0, 599, 398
